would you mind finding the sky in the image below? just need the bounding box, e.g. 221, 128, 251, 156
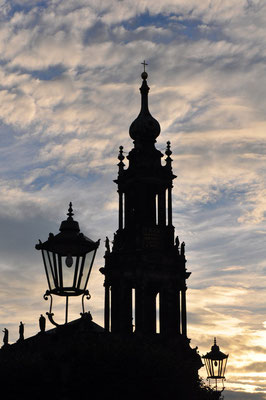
0, 0, 266, 398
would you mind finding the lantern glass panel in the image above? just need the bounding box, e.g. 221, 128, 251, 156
205, 358, 226, 379
72, 256, 80, 288
213, 359, 220, 377
43, 250, 57, 290
205, 359, 212, 378
56, 254, 63, 288
220, 358, 227, 378
61, 255, 77, 289
52, 252, 59, 288
77, 250, 95, 291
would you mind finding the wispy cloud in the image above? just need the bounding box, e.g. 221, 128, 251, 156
0, 1, 266, 397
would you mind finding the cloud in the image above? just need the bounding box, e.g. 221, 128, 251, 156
232, 362, 266, 373
224, 390, 266, 400
0, 1, 266, 397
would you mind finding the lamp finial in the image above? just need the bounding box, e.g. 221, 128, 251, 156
67, 202, 74, 219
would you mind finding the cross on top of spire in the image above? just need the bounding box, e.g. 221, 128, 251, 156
141, 60, 148, 80
141, 60, 148, 72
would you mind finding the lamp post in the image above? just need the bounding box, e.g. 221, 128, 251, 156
202, 338, 229, 395
36, 203, 100, 326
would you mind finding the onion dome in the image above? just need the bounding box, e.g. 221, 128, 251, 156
129, 68, 161, 144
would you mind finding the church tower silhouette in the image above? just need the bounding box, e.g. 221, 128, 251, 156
102, 66, 191, 337
0, 66, 219, 400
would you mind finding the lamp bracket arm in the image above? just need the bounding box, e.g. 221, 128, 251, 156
43, 291, 60, 327
46, 312, 60, 327
43, 291, 53, 314
81, 290, 91, 314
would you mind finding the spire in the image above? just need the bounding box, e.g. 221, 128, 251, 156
129, 61, 161, 144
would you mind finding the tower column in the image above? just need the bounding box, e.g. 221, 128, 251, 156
111, 285, 121, 333
181, 288, 187, 337
121, 285, 133, 333
135, 286, 144, 332
168, 187, 172, 226
118, 191, 123, 230
144, 289, 156, 333
159, 289, 168, 335
135, 286, 157, 333
104, 284, 110, 332
158, 190, 166, 226
177, 289, 181, 334
160, 287, 182, 335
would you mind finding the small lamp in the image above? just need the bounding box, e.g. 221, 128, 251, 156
202, 338, 228, 392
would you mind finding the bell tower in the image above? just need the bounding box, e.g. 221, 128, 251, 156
101, 66, 191, 336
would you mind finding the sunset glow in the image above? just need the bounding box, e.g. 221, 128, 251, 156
0, 1, 266, 398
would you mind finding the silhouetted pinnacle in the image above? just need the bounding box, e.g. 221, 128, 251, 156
165, 141, 173, 169
117, 145, 125, 173
165, 141, 172, 157
118, 146, 125, 162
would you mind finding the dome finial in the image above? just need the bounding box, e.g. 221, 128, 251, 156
141, 60, 148, 80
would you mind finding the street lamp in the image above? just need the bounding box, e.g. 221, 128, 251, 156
202, 338, 229, 392
36, 203, 100, 326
